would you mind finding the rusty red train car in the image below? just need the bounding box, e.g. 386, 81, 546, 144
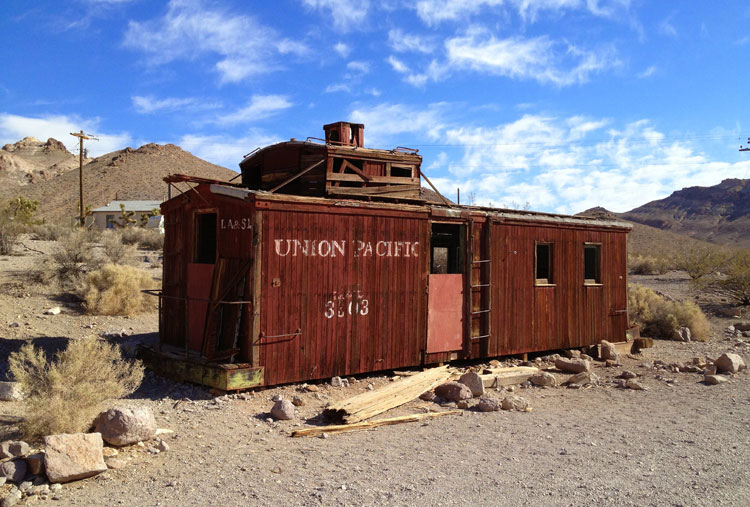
147, 122, 631, 390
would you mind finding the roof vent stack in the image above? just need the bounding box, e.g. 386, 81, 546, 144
323, 121, 364, 148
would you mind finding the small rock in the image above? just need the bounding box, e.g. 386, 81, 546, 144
25, 452, 45, 475
18, 481, 32, 492
562, 349, 582, 359
270, 400, 295, 420
291, 395, 305, 407
715, 353, 746, 374
672, 326, 691, 342
488, 360, 501, 367
734, 322, 750, 332
330, 376, 343, 387
529, 371, 557, 387
43, 433, 107, 484
458, 371, 485, 396
50, 483, 62, 492
93, 406, 157, 446
0, 441, 28, 459
567, 371, 598, 386
1, 459, 27, 483
477, 397, 500, 412
29, 484, 49, 496
625, 379, 647, 391
600, 340, 619, 361
605, 359, 621, 367
1, 489, 22, 507
501, 395, 529, 411
101, 447, 118, 458
704, 374, 728, 385
419, 391, 436, 402
366, 384, 374, 391
271, 394, 283, 402
305, 384, 319, 392
0, 382, 23, 402
44, 306, 61, 315
692, 357, 707, 367
555, 357, 591, 374
456, 400, 471, 410
618, 370, 638, 379
157, 440, 169, 452
434, 382, 473, 402
104, 456, 128, 470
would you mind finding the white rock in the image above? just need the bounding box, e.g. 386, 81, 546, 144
704, 374, 728, 385
44, 307, 61, 316
93, 406, 157, 446
715, 353, 745, 374
529, 371, 557, 387
43, 433, 107, 484
0, 382, 23, 402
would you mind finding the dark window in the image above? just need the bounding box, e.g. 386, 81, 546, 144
535, 242, 553, 284
431, 223, 463, 274
194, 212, 217, 264
584, 244, 601, 284
391, 165, 413, 178
106, 215, 115, 229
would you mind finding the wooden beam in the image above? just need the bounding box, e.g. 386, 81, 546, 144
269, 158, 325, 193
291, 410, 461, 437
251, 210, 263, 368
480, 366, 539, 388
417, 167, 453, 206
326, 186, 419, 196
324, 366, 453, 424
340, 159, 371, 182
327, 173, 420, 184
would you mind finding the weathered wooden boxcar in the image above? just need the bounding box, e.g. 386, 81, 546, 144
148, 122, 631, 390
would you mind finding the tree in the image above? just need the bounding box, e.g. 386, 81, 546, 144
677, 245, 728, 282
117, 203, 137, 228
718, 250, 750, 306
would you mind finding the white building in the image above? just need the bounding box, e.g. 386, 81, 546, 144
88, 200, 162, 230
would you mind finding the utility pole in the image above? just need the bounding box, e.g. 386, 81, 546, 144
70, 130, 97, 226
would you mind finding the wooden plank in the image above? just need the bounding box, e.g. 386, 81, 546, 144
324, 365, 452, 424
479, 366, 538, 388
327, 173, 420, 184
340, 159, 371, 182
269, 158, 325, 193
251, 210, 263, 368
291, 410, 461, 437
326, 186, 420, 197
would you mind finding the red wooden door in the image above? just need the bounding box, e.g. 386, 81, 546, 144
426, 274, 464, 353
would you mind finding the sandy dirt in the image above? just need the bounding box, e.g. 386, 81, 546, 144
1, 239, 749, 506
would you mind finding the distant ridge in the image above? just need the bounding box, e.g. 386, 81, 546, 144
0, 141, 238, 223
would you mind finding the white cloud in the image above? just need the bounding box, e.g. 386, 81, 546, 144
123, 0, 307, 84
414, 0, 631, 25
637, 65, 657, 79
301, 0, 370, 31
349, 102, 449, 147
334, 42, 351, 57
325, 83, 351, 93
387, 56, 409, 73
214, 95, 292, 126
388, 29, 435, 53
0, 113, 131, 156
132, 95, 222, 114
179, 130, 281, 169
346, 61, 370, 74
659, 15, 677, 37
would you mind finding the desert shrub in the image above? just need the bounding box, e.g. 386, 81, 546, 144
32, 222, 72, 241
100, 231, 136, 265
0, 215, 21, 255
628, 254, 671, 275
81, 264, 156, 315
118, 227, 163, 251
0, 196, 39, 255
82, 226, 102, 244
120, 227, 144, 246
676, 245, 728, 282
628, 284, 710, 341
8, 336, 144, 438
717, 250, 750, 306
44, 230, 99, 287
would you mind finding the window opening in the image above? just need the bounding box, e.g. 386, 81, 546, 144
430, 223, 463, 274
194, 212, 217, 264
535, 242, 553, 285
391, 166, 413, 178
584, 244, 601, 284
106, 215, 115, 229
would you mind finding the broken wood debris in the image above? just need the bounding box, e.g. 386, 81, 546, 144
291, 410, 461, 437
324, 365, 453, 424
480, 366, 539, 388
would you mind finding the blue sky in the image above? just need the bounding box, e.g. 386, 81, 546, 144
2, 0, 749, 213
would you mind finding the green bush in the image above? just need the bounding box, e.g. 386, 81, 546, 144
8, 336, 144, 438
32, 222, 72, 241
677, 246, 728, 282
0, 196, 39, 255
718, 250, 750, 306
44, 231, 98, 288
628, 284, 710, 341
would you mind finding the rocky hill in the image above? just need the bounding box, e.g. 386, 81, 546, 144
620, 178, 750, 248
0, 141, 238, 222
0, 137, 80, 187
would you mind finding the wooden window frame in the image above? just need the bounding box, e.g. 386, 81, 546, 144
193, 209, 218, 264
535, 241, 554, 286
583, 242, 602, 286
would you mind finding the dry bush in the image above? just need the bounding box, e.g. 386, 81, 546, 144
8, 336, 144, 439
138, 229, 164, 251
0, 215, 21, 255
676, 245, 728, 282
81, 264, 156, 315
100, 231, 136, 265
32, 223, 72, 241
628, 284, 710, 341
716, 250, 750, 306
628, 254, 671, 275
119, 227, 144, 246
43, 230, 99, 288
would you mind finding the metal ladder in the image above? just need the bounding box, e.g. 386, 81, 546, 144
469, 223, 492, 351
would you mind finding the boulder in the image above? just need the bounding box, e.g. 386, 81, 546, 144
600, 340, 619, 361
291, 395, 305, 407
625, 379, 647, 391
0, 382, 23, 402
555, 357, 591, 374
93, 406, 157, 446
501, 395, 529, 411
715, 353, 746, 374
419, 391, 437, 402
0, 459, 27, 483
477, 397, 500, 412
562, 349, 581, 359
458, 371, 485, 396
529, 372, 557, 387
566, 371, 598, 386
43, 433, 107, 484
270, 400, 295, 420
704, 374, 728, 385
734, 322, 750, 332
434, 382, 473, 402
2, 489, 22, 507
0, 441, 28, 460
618, 370, 638, 379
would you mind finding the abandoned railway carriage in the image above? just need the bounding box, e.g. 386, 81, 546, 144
151, 122, 631, 390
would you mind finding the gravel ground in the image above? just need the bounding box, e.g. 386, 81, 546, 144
1, 241, 749, 506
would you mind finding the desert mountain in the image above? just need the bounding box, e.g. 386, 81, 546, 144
0, 137, 80, 187
619, 178, 750, 248
0, 142, 238, 222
